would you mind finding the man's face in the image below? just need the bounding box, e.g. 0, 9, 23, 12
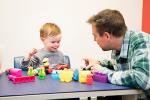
42, 34, 62, 52
92, 24, 111, 51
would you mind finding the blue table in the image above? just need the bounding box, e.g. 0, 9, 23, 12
0, 72, 143, 100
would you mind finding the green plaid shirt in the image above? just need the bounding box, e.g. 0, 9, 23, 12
99, 31, 150, 92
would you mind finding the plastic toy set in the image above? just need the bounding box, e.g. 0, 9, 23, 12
6, 68, 35, 84
32, 58, 69, 76
6, 57, 108, 84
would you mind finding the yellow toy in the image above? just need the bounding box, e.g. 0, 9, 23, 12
79, 70, 91, 83
42, 57, 49, 67
27, 66, 35, 76
59, 69, 73, 82
42, 57, 53, 74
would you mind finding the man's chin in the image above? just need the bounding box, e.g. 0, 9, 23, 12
101, 48, 110, 51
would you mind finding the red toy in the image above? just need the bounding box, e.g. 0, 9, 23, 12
55, 64, 68, 70
86, 74, 93, 85
41, 65, 53, 74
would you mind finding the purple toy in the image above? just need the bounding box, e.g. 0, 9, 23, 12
92, 72, 108, 83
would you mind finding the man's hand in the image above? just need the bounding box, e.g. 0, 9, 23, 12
90, 64, 102, 73
83, 58, 100, 70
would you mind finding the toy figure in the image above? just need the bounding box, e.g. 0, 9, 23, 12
27, 66, 35, 76
42, 57, 53, 74
51, 70, 59, 80
38, 66, 46, 80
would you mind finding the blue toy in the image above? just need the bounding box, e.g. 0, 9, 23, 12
51, 70, 59, 80
73, 69, 79, 81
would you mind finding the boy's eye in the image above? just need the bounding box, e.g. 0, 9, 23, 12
51, 41, 60, 43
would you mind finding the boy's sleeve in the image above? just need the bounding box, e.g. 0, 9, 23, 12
21, 58, 30, 68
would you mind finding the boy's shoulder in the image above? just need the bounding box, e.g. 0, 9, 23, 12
36, 48, 64, 56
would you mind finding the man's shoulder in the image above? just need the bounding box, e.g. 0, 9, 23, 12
128, 31, 150, 48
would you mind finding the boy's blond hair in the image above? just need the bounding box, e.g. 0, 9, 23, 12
40, 23, 61, 39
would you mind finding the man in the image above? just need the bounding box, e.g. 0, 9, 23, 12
85, 9, 150, 100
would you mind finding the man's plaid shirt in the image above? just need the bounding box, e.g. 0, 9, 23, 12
99, 31, 150, 93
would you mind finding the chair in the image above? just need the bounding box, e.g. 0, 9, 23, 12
14, 55, 71, 71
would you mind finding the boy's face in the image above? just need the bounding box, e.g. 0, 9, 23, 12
42, 34, 62, 52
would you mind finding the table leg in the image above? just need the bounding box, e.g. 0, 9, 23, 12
90, 97, 97, 100
122, 95, 137, 100
79, 97, 88, 100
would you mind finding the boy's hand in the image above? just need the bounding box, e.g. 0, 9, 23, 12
25, 48, 37, 60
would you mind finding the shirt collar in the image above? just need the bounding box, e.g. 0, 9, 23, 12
119, 31, 131, 58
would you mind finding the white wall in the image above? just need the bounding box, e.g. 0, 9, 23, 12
0, 0, 143, 71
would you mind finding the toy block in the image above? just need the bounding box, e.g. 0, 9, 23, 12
79, 70, 91, 83
6, 68, 22, 77
38, 67, 46, 80
92, 72, 108, 83
8, 75, 35, 84
55, 64, 68, 70
59, 69, 73, 82
86, 74, 93, 85
51, 70, 59, 80
73, 69, 79, 81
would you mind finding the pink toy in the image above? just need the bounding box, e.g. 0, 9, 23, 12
8, 75, 35, 84
92, 72, 108, 83
7, 68, 22, 77
0, 72, 2, 76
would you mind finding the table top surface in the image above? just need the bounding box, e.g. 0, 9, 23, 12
0, 71, 130, 97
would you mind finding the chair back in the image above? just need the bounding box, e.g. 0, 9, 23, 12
14, 55, 71, 71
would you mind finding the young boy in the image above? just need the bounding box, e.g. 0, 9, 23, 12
21, 22, 65, 69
